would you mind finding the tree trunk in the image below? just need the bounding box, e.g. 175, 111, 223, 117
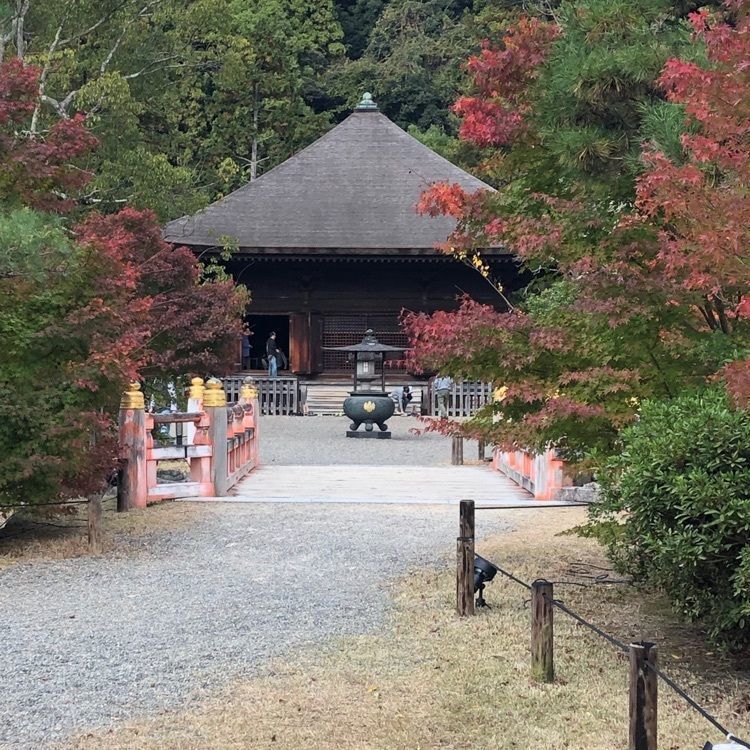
251, 85, 259, 181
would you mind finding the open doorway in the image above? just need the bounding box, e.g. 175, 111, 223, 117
245, 314, 290, 372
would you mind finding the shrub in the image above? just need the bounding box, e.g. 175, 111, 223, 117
592, 388, 750, 649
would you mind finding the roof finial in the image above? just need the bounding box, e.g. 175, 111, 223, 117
356, 92, 378, 111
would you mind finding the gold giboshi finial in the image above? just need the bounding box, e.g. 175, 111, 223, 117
203, 377, 227, 407
240, 376, 258, 401
188, 377, 205, 400
120, 381, 145, 410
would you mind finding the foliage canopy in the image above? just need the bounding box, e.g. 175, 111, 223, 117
405, 0, 750, 460
0, 60, 247, 506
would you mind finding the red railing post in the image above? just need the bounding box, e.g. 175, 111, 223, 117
205, 378, 229, 496
186, 377, 205, 446
190, 412, 212, 488
117, 382, 148, 511
241, 377, 260, 468
145, 413, 157, 494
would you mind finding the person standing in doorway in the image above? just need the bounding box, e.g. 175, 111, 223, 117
266, 331, 280, 377
434, 374, 454, 418
241, 323, 251, 370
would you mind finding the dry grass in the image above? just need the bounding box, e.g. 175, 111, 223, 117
0, 496, 205, 569
64, 508, 750, 750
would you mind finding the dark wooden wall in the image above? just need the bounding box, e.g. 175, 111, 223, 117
229, 255, 522, 375
230, 256, 518, 315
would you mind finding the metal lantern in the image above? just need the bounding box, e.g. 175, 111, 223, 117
355, 351, 378, 385
323, 329, 406, 438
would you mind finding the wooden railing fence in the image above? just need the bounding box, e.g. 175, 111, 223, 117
222, 377, 492, 418
455, 499, 747, 750
429, 381, 493, 417
493, 447, 572, 500
117, 376, 259, 509
223, 375, 299, 416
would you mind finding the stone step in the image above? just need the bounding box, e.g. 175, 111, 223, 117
303, 384, 425, 416
303, 386, 350, 415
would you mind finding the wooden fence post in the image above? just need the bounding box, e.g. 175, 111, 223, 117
629, 642, 658, 750
451, 435, 464, 465
531, 580, 554, 682
478, 439, 486, 461
117, 382, 147, 512
456, 499, 475, 616
205, 378, 229, 496
88, 495, 103, 554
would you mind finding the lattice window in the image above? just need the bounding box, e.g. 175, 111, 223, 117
322, 315, 408, 371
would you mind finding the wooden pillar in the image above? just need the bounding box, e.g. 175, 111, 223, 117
290, 313, 311, 375
451, 435, 464, 465
88, 494, 103, 554
456, 499, 475, 616
205, 378, 229, 496
117, 382, 147, 512
531, 580, 554, 682
478, 439, 486, 461
629, 642, 658, 750
186, 377, 205, 445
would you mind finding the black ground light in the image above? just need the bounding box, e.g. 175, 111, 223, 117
474, 555, 499, 608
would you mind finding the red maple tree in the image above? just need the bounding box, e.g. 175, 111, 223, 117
71, 207, 246, 387
405, 2, 750, 454
0, 61, 248, 506
453, 17, 559, 148
0, 59, 98, 212
633, 3, 750, 402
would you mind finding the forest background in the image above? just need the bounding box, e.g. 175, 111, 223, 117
0, 0, 499, 222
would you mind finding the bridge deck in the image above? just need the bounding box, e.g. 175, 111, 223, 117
189, 464, 563, 505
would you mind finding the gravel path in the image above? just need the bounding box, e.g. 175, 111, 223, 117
260, 414, 478, 465
1, 503, 510, 749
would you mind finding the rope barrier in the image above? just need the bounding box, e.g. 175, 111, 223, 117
8, 519, 89, 530
486, 560, 750, 747
646, 661, 750, 748
491, 562, 532, 591
544, 593, 630, 654
474, 503, 589, 510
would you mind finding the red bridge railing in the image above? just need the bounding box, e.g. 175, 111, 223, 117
117, 377, 259, 510
492, 447, 572, 500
